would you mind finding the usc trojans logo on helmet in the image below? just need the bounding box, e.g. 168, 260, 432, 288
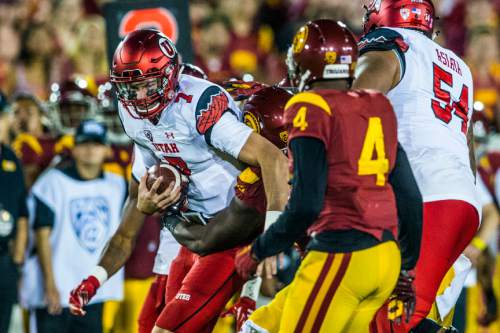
292, 26, 309, 54
244, 112, 261, 133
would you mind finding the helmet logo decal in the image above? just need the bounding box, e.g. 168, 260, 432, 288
279, 131, 288, 144
400, 8, 411, 20
292, 26, 309, 54
324, 52, 337, 64
159, 37, 176, 58
340, 55, 352, 64
244, 112, 261, 133
363, 0, 381, 12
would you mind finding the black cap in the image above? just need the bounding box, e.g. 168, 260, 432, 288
75, 119, 108, 145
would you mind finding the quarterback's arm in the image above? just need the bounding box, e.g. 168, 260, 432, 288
167, 198, 264, 256
252, 137, 327, 259
238, 132, 289, 212
352, 50, 400, 93
389, 144, 423, 270
97, 177, 146, 276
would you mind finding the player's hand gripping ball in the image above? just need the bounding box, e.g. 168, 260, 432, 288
146, 163, 187, 192
142, 162, 189, 214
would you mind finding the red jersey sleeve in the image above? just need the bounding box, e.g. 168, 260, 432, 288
284, 92, 332, 146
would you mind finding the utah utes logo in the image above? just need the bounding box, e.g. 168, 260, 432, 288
159, 37, 176, 58
70, 197, 110, 253
195, 87, 229, 135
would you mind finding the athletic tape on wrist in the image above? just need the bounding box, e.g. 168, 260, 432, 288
241, 276, 262, 301
91, 266, 108, 286
264, 211, 282, 230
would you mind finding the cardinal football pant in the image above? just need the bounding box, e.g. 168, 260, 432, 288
243, 241, 400, 333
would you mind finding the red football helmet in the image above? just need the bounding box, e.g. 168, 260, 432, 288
180, 63, 208, 80
243, 86, 293, 151
286, 19, 358, 91
48, 79, 98, 134
110, 29, 180, 119
363, 0, 435, 35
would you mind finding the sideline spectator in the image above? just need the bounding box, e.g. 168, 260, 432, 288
11, 93, 56, 188
21, 120, 125, 333
16, 23, 66, 99
0, 93, 28, 332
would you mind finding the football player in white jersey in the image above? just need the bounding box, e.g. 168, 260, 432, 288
353, 1, 479, 332
69, 30, 289, 333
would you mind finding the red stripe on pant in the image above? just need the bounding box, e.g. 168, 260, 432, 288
311, 253, 351, 332
372, 200, 479, 332
294, 253, 335, 333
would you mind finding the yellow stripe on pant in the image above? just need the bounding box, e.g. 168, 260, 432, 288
247, 241, 401, 333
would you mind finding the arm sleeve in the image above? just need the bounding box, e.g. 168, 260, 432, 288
194, 85, 253, 158
33, 195, 55, 229
252, 137, 327, 259
208, 112, 253, 159
389, 143, 423, 270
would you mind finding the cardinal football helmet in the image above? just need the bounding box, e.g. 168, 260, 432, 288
243, 86, 292, 151
286, 19, 358, 91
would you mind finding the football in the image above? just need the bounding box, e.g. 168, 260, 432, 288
146, 162, 188, 194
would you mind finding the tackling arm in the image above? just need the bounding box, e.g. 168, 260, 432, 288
238, 132, 289, 212
389, 144, 423, 270
167, 198, 264, 256
252, 137, 327, 259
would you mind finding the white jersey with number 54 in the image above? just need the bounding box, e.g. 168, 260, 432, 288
359, 27, 479, 211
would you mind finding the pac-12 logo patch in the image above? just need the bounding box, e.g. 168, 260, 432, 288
70, 197, 110, 253
195, 86, 229, 135
144, 129, 153, 142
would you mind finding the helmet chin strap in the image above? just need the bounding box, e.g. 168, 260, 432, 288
298, 70, 311, 92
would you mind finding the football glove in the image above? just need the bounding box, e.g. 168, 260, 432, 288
223, 80, 268, 101
235, 245, 260, 280
388, 270, 416, 324
221, 276, 262, 331
69, 275, 100, 316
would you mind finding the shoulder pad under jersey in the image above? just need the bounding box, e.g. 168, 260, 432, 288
358, 28, 408, 75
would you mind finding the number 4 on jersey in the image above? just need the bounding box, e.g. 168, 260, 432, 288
358, 117, 389, 186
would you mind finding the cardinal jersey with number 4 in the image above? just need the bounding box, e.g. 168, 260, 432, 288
121, 74, 253, 216
359, 27, 479, 212
284, 90, 398, 240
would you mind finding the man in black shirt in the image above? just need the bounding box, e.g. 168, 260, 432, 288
0, 94, 29, 332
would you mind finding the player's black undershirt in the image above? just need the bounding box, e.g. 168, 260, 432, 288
253, 139, 422, 271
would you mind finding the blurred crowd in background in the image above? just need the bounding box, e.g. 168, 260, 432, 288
0, 0, 500, 131
0, 0, 500, 332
